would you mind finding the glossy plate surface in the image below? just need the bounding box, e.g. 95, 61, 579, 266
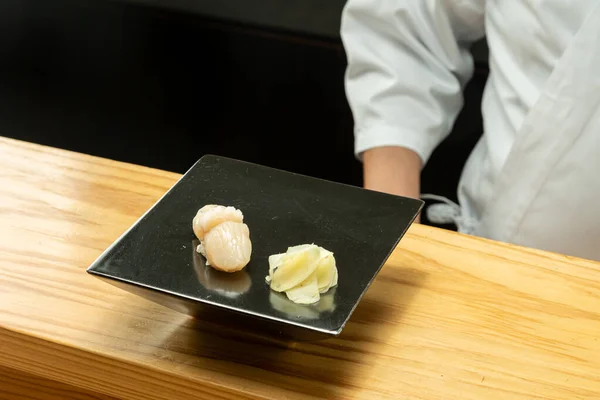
88, 155, 423, 336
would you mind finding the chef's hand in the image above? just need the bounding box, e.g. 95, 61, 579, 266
362, 146, 422, 223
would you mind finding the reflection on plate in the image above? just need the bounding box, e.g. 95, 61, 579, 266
269, 287, 337, 320
192, 240, 251, 298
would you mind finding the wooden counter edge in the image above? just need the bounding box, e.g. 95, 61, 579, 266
0, 364, 119, 400
0, 327, 258, 400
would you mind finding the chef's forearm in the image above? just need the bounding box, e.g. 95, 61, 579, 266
363, 147, 422, 222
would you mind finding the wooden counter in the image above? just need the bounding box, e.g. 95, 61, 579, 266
1, 137, 599, 399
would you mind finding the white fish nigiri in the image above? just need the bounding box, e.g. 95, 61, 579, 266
193, 204, 243, 241
202, 221, 252, 272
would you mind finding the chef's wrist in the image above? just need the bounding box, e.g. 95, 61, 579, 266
362, 146, 421, 216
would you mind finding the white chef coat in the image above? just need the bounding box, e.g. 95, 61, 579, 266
341, 0, 600, 260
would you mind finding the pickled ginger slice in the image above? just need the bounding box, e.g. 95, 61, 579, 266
269, 245, 321, 292
284, 272, 320, 305
315, 249, 337, 293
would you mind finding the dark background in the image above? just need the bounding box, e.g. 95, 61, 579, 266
0, 0, 488, 206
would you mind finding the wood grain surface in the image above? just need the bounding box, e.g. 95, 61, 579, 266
0, 365, 118, 400
1, 136, 599, 399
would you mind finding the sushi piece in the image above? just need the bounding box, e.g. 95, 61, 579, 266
193, 204, 243, 241
192, 241, 252, 297
203, 221, 252, 272
192, 205, 251, 272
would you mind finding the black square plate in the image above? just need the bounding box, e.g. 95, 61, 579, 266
87, 155, 423, 339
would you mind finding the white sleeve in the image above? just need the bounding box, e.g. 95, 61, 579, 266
341, 0, 486, 164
